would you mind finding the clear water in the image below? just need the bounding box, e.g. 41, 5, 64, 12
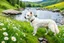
6, 8, 63, 24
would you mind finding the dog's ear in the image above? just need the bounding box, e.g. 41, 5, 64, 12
34, 15, 37, 17
30, 12, 32, 14
30, 12, 33, 16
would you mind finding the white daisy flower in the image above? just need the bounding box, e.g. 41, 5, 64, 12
3, 32, 8, 36
1, 41, 5, 43
4, 37, 9, 40
0, 23, 4, 26
2, 28, 6, 31
11, 36, 16, 41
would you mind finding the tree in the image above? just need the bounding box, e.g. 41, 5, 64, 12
27, 4, 31, 7
6, 0, 25, 8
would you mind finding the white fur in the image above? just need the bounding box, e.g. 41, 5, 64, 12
25, 12, 59, 36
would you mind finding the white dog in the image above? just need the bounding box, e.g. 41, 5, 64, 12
24, 11, 59, 36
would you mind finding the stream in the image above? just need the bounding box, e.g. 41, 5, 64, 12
5, 7, 64, 25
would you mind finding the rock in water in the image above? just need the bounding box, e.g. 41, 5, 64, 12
61, 10, 64, 16
52, 9, 60, 12
2, 9, 22, 15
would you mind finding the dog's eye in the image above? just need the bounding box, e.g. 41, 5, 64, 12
27, 15, 29, 16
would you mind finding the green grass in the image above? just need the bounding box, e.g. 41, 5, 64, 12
0, 0, 64, 43
0, 15, 64, 43
45, 2, 64, 10
0, 0, 16, 12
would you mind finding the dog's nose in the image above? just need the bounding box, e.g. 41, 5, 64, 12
24, 16, 26, 19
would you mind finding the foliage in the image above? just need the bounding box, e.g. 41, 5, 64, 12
0, 0, 25, 12
24, 0, 64, 7
6, 0, 25, 8
0, 0, 16, 12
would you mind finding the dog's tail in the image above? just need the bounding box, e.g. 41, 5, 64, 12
49, 21, 59, 35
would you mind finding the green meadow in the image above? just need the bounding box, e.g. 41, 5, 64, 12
0, 0, 64, 43
0, 0, 16, 12
0, 15, 64, 43
45, 2, 64, 10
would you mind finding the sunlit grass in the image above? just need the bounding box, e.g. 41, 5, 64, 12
45, 2, 64, 10
0, 16, 38, 43
0, 15, 64, 43
0, 0, 16, 13
0, 0, 64, 43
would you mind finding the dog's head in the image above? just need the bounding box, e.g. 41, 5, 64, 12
24, 11, 37, 19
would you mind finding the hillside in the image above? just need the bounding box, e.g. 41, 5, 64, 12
0, 0, 64, 43
0, 15, 64, 43
0, 0, 25, 13
24, 0, 64, 7
0, 0, 16, 12
45, 2, 64, 10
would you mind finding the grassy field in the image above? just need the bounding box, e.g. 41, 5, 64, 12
45, 2, 64, 10
0, 0, 16, 12
0, 15, 64, 43
0, 0, 64, 43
